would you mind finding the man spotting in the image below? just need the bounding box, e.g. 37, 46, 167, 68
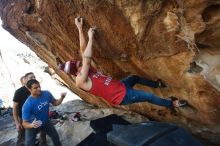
22, 79, 66, 146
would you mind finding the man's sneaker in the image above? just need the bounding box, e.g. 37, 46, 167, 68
157, 79, 166, 88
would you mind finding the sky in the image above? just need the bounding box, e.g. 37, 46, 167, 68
0, 19, 80, 107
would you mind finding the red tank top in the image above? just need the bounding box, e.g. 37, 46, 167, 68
88, 69, 126, 105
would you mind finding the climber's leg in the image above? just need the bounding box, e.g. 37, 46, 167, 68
121, 75, 165, 88
120, 88, 172, 108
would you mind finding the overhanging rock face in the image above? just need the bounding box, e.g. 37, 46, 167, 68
0, 0, 220, 145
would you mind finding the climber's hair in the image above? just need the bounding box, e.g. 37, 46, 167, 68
26, 79, 39, 89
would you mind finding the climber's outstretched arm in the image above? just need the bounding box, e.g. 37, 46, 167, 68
75, 16, 87, 56
76, 28, 95, 89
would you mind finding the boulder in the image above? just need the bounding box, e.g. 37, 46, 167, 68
0, 0, 220, 145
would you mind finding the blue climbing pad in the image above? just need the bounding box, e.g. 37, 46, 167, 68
107, 121, 203, 146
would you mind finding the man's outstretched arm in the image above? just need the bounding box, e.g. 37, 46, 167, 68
75, 17, 87, 56
76, 28, 95, 87
52, 92, 67, 106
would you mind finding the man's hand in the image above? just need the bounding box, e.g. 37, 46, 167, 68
88, 27, 95, 40
75, 16, 83, 30
16, 122, 23, 131
30, 118, 42, 128
61, 92, 67, 98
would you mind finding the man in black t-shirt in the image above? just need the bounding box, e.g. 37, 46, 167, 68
13, 84, 30, 120
13, 72, 46, 146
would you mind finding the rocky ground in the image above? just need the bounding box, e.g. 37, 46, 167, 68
0, 100, 148, 146
0, 115, 17, 146
1, 100, 216, 146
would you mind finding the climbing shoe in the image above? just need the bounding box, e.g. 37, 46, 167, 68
170, 96, 188, 108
